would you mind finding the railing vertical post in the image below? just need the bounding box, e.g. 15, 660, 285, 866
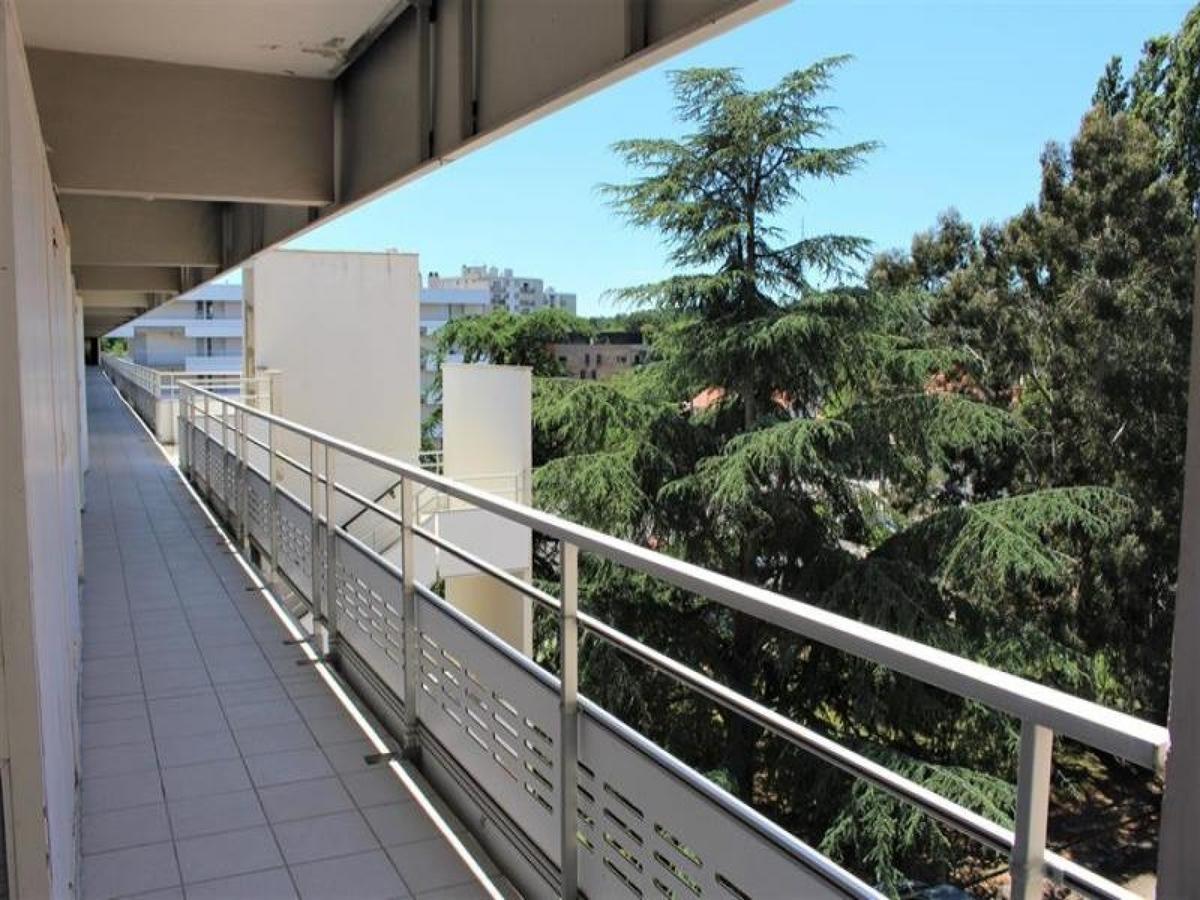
187, 388, 196, 480
221, 397, 230, 508
559, 540, 579, 900
1010, 721, 1052, 900
309, 437, 322, 640
322, 444, 337, 657
178, 387, 189, 474
399, 477, 419, 757
202, 393, 211, 496
237, 407, 249, 551
267, 420, 279, 584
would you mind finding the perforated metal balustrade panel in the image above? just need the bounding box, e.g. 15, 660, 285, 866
186, 419, 870, 900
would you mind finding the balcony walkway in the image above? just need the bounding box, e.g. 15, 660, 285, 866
80, 369, 507, 900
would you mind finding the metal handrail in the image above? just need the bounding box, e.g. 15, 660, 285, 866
178, 379, 1167, 767
177, 378, 1169, 900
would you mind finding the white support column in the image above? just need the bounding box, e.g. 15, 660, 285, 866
1158, 232, 1200, 892
441, 364, 533, 655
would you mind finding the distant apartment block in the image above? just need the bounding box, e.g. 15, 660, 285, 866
428, 264, 578, 314
419, 283, 492, 420
108, 282, 242, 371
554, 330, 649, 380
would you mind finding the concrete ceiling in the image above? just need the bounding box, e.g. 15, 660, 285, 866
16, 0, 403, 76
18, 0, 782, 338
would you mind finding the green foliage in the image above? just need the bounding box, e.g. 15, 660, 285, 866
870, 93, 1196, 717
524, 58, 1160, 892
1090, 5, 1200, 210
819, 754, 1015, 895
526, 13, 1198, 883
434, 307, 591, 376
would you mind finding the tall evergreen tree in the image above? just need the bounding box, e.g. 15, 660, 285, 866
530, 61, 1132, 890
1093, 5, 1200, 211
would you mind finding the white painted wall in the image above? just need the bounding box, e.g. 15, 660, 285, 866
441, 365, 533, 654
247, 249, 421, 521
0, 2, 83, 895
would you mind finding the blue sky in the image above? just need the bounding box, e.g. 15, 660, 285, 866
287, 0, 1194, 316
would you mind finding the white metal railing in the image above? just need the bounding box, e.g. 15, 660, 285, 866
100, 353, 271, 443
175, 378, 1169, 900
184, 354, 244, 372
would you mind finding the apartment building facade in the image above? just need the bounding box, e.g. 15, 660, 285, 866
428, 264, 578, 314
554, 330, 649, 380
107, 282, 242, 371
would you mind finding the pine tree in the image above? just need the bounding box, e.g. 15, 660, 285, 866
528, 61, 1135, 889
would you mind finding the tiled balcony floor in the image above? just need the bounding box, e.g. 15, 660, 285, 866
81, 370, 510, 900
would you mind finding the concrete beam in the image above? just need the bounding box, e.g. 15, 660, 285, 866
29, 48, 334, 205
35, 0, 781, 288
81, 291, 165, 338
332, 0, 782, 205
74, 265, 182, 293
63, 195, 221, 267
78, 291, 160, 310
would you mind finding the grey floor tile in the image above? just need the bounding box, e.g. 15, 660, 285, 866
155, 729, 240, 768
82, 715, 152, 749
216, 680, 288, 709
244, 748, 333, 788
81, 841, 179, 900
83, 668, 145, 699
176, 825, 283, 884
224, 699, 303, 730
150, 708, 230, 739
183, 867, 297, 900
81, 378, 499, 900
161, 758, 251, 801
290, 849, 410, 900
82, 769, 164, 814
362, 803, 437, 848
143, 667, 213, 699
168, 790, 267, 839
272, 809, 380, 864
305, 713, 366, 747
290, 694, 346, 723
82, 740, 160, 778
385, 839, 474, 895
232, 720, 317, 756
341, 769, 414, 809
413, 884, 493, 900
84, 656, 142, 679
148, 692, 221, 719
82, 803, 170, 855
320, 740, 378, 775
127, 888, 185, 900
258, 777, 355, 824
82, 697, 148, 724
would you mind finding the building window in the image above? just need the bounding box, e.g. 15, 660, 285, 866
596, 353, 603, 365
584, 353, 590, 365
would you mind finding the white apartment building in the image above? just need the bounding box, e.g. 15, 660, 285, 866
420, 283, 491, 420
107, 282, 242, 371
106, 269, 491, 423
428, 264, 578, 315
